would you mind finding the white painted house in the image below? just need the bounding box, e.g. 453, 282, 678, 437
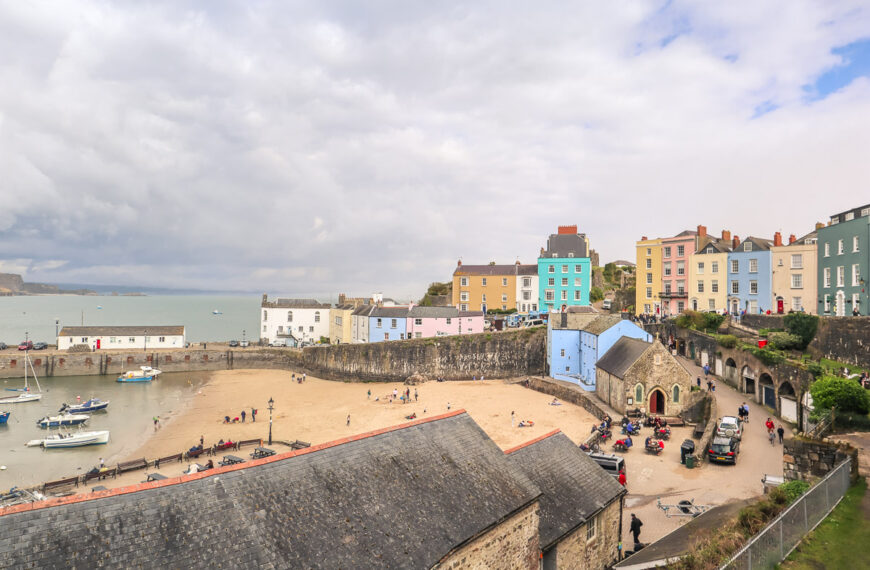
57, 326, 186, 351
515, 265, 539, 314
261, 295, 331, 345
351, 305, 376, 343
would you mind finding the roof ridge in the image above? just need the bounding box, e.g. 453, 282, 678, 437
0, 409, 469, 518
504, 429, 561, 454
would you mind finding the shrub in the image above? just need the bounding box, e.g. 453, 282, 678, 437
810, 375, 870, 419
590, 287, 604, 302
783, 313, 819, 349
749, 347, 786, 366
778, 480, 810, 503
704, 312, 725, 331
716, 334, 738, 349
807, 362, 825, 378
767, 332, 802, 351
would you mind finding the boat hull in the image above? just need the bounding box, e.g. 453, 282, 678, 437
42, 431, 110, 448
38, 414, 89, 428
0, 411, 9, 424
117, 367, 161, 383
0, 393, 42, 404
63, 400, 109, 413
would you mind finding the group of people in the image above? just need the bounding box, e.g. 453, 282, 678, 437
291, 373, 307, 384
765, 417, 786, 445
223, 408, 257, 423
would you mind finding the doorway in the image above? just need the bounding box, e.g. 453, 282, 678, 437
776, 297, 784, 314
650, 389, 665, 414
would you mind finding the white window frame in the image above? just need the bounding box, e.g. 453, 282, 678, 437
677, 245, 685, 257
792, 297, 802, 312
791, 274, 803, 289
575, 264, 582, 273
824, 267, 831, 288
460, 292, 469, 302
837, 266, 845, 287
646, 287, 652, 299
749, 259, 758, 273
750, 280, 758, 295
646, 273, 653, 284
731, 260, 739, 273
731, 281, 739, 294
460, 277, 468, 286
711, 280, 718, 293
548, 265, 555, 274
482, 278, 487, 286
502, 277, 508, 286
545, 289, 555, 301
791, 254, 802, 269
561, 277, 568, 286
838, 239, 844, 255
562, 265, 568, 273
561, 290, 567, 301
854, 236, 860, 253
824, 243, 830, 257
676, 261, 685, 276
697, 262, 704, 274
711, 261, 719, 273
574, 290, 581, 301
853, 264, 861, 287
697, 281, 704, 293
548, 278, 555, 286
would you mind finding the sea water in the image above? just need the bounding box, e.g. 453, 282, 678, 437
0, 295, 262, 345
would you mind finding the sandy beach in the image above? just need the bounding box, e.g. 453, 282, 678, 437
118, 369, 599, 471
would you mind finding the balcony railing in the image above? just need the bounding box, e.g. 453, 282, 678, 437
659, 290, 688, 299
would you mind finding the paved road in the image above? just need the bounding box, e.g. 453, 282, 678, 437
620, 356, 784, 546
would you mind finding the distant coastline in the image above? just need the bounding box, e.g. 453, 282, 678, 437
0, 272, 98, 296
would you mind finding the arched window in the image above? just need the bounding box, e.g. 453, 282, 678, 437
315, 311, 321, 323
673, 385, 680, 403
635, 384, 644, 404
287, 311, 293, 322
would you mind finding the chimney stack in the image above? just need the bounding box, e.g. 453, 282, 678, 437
641, 236, 648, 241
697, 225, 707, 238
732, 235, 740, 249
457, 259, 462, 266
816, 222, 825, 230
558, 225, 578, 235
773, 232, 783, 247
788, 234, 796, 244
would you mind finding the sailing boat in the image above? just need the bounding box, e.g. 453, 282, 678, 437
0, 351, 42, 404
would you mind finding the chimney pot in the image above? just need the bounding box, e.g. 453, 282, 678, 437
697, 225, 707, 237
733, 235, 740, 249
457, 260, 462, 266
788, 234, 796, 244
816, 222, 825, 230
721, 230, 731, 242
773, 232, 783, 247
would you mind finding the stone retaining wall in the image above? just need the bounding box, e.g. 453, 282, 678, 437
782, 438, 860, 482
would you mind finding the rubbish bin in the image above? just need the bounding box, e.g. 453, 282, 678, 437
686, 455, 695, 469
681, 439, 695, 465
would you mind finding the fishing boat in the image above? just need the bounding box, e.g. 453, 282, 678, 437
0, 411, 9, 424
59, 398, 109, 413
117, 366, 162, 383
36, 413, 89, 428
27, 430, 110, 448
0, 352, 42, 404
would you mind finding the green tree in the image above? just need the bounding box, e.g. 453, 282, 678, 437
783, 313, 819, 349
590, 287, 604, 302
810, 375, 870, 418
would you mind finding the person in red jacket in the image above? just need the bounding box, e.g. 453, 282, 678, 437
618, 469, 627, 486
765, 418, 775, 432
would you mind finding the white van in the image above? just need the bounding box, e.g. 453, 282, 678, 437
270, 339, 286, 347
602, 299, 612, 310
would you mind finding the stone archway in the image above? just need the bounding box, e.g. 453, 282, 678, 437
778, 380, 797, 423
649, 388, 666, 415
760, 373, 776, 409
725, 358, 738, 383
742, 365, 757, 397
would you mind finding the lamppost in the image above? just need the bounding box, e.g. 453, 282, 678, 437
144, 328, 148, 353
268, 397, 275, 445
55, 319, 59, 339
243, 329, 246, 345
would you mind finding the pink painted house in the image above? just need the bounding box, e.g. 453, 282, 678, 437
458, 311, 485, 335
405, 306, 461, 339
660, 229, 698, 317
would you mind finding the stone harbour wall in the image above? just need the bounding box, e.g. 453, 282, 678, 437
782, 438, 860, 482
524, 377, 608, 420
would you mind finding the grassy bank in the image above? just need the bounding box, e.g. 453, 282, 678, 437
779, 478, 869, 569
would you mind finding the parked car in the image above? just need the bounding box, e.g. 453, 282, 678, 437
586, 451, 626, 479
524, 319, 544, 327
18, 341, 33, 351
0, 342, 7, 350
602, 299, 612, 310
270, 339, 286, 347
32, 342, 48, 350
716, 416, 742, 440
228, 340, 240, 347
708, 436, 740, 464
239, 340, 250, 347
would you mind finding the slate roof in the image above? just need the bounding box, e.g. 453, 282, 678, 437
58, 326, 184, 337
459, 310, 484, 317
370, 306, 410, 318
695, 237, 731, 255
408, 306, 460, 318
517, 264, 538, 276
580, 315, 623, 335
264, 297, 331, 309
596, 337, 652, 379
787, 230, 818, 247
352, 305, 376, 317
541, 233, 588, 258
506, 431, 625, 550
734, 236, 773, 252
453, 263, 533, 276
332, 303, 356, 311
0, 412, 541, 569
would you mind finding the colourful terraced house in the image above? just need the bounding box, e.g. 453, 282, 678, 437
538, 225, 591, 313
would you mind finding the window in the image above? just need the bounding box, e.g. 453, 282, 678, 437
750, 281, 758, 294
731, 281, 739, 294
646, 259, 652, 269
278, 326, 284, 333
548, 278, 555, 286
743, 242, 752, 252
846, 212, 855, 221
697, 281, 704, 293
748, 300, 757, 313
384, 333, 389, 340
390, 319, 397, 329
548, 265, 554, 273
664, 263, 672, 276
838, 239, 844, 255
863, 207, 870, 217
502, 278, 508, 286
334, 316, 342, 326
565, 365, 570, 372
376, 318, 382, 327
706, 247, 713, 254
575, 264, 582, 273
790, 254, 802, 269
263, 326, 267, 332
501, 294, 507, 302
287, 311, 293, 322
574, 290, 581, 301
791, 274, 803, 289
127, 337, 135, 343
824, 243, 830, 257
697, 262, 704, 274
646, 273, 653, 284
792, 297, 802, 311
749, 259, 758, 273
460, 277, 468, 286
647, 248, 652, 255
298, 326, 303, 332
854, 236, 860, 252
561, 278, 568, 286
562, 265, 568, 273
568, 252, 574, 258
460, 304, 468, 311
646, 287, 652, 298
635, 384, 644, 403
560, 348, 565, 357
415, 332, 422, 339
677, 245, 685, 256
523, 277, 531, 287
109, 337, 116, 343
523, 291, 530, 300
574, 278, 582, 287
460, 292, 469, 301
664, 246, 671, 258
263, 310, 268, 321
414, 318, 423, 325
824, 294, 831, 312
853, 264, 861, 286
561, 290, 567, 301
824, 267, 831, 288
82, 337, 89, 343
709, 299, 716, 310
673, 385, 680, 403
664, 283, 672, 294
446, 318, 452, 324
731, 260, 739, 273
837, 266, 845, 287
586, 515, 597, 542
315, 311, 321, 323
677, 300, 685, 312
711, 280, 719, 293
482, 278, 487, 286
711, 261, 718, 273
545, 290, 555, 301
676, 261, 685, 276
482, 294, 487, 302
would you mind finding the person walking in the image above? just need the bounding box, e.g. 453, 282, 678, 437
414, 389, 418, 402
777, 425, 785, 444
251, 408, 257, 422
696, 377, 701, 389
200, 435, 204, 447
346, 414, 351, 426
618, 469, 626, 487
706, 379, 713, 392
511, 410, 515, 428
367, 389, 371, 400
768, 429, 776, 446
241, 410, 246, 423
630, 514, 643, 545
153, 416, 160, 431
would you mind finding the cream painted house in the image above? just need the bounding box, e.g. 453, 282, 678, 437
329, 304, 356, 344
689, 231, 731, 313
771, 231, 818, 314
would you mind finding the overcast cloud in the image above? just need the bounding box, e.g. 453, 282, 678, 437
0, 1, 869, 299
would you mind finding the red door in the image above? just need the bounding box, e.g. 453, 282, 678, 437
650, 390, 665, 414
96, 339, 101, 349
777, 298, 784, 314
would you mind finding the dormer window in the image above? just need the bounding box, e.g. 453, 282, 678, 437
743, 242, 752, 252
568, 252, 574, 258
706, 247, 713, 254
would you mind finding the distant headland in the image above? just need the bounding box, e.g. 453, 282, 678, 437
0, 273, 98, 296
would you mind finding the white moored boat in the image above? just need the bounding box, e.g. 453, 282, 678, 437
27, 430, 110, 448
117, 366, 162, 383
0, 351, 42, 404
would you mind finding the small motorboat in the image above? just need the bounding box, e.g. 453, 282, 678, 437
60, 398, 109, 413
117, 366, 162, 383
212, 309, 223, 315
0, 391, 42, 404
0, 411, 9, 424
37, 413, 90, 428
31, 430, 110, 448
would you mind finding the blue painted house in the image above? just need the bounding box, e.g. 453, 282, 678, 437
726, 236, 773, 315
538, 225, 592, 312
578, 316, 651, 389
368, 307, 409, 342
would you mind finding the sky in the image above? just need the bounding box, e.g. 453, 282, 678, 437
0, 1, 869, 300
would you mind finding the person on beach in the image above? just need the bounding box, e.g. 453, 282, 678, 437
367, 389, 371, 399
251, 408, 256, 422
224, 415, 230, 424
346, 414, 351, 426
447, 402, 451, 410
241, 410, 246, 423
200, 435, 204, 447
153, 416, 160, 431
414, 389, 418, 402
393, 388, 398, 400
511, 410, 515, 427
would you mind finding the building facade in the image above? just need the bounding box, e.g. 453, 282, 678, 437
351, 305, 375, 343
406, 307, 460, 338
538, 225, 592, 313
688, 228, 731, 313
329, 304, 356, 344
771, 231, 818, 314
578, 317, 652, 390
817, 204, 870, 316
453, 261, 535, 313
726, 237, 773, 315
458, 311, 485, 335
659, 230, 697, 317
369, 307, 410, 342
261, 296, 331, 345
515, 265, 539, 314
635, 237, 662, 316
57, 326, 185, 351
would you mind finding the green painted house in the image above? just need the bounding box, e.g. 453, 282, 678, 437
817, 203, 870, 316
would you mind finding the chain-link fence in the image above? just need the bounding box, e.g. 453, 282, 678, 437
721, 458, 852, 569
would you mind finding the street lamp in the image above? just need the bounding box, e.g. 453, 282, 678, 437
268, 397, 275, 445
243, 329, 246, 345
55, 319, 59, 339
144, 328, 148, 353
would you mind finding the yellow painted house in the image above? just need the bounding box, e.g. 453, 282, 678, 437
771, 231, 818, 314
635, 237, 662, 316
452, 261, 530, 312
688, 233, 731, 313
329, 304, 356, 344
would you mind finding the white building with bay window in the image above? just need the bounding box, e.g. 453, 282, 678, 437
260, 295, 331, 345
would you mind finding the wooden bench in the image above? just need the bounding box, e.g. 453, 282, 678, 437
43, 476, 79, 494
237, 438, 262, 450
213, 442, 236, 453
693, 422, 707, 439
661, 416, 685, 427
81, 468, 112, 484
186, 447, 208, 460
250, 447, 275, 460
117, 458, 148, 475
155, 453, 182, 468
219, 455, 245, 467
290, 440, 311, 450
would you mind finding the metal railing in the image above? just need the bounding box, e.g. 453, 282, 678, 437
721, 457, 852, 569
806, 407, 835, 440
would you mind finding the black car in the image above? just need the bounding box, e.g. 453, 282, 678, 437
228, 340, 240, 347
708, 436, 740, 464
32, 342, 48, 350
0, 342, 7, 350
